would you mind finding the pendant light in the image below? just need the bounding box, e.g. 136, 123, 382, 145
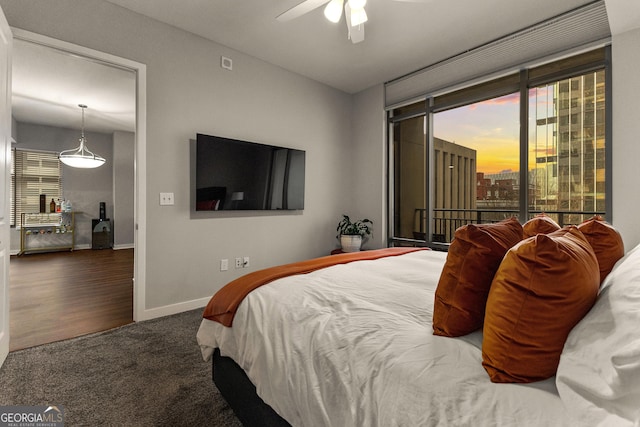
59, 104, 106, 168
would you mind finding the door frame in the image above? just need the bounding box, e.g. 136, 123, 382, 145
11, 28, 147, 322
0, 6, 12, 367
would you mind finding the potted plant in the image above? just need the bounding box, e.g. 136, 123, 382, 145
336, 215, 373, 252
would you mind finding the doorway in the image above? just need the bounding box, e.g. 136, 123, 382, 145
9, 249, 134, 350
8, 29, 146, 348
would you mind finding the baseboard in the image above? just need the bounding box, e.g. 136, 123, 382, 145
136, 297, 211, 322
10, 244, 92, 256
113, 243, 134, 250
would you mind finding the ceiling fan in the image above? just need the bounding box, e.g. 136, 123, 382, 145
277, 0, 431, 44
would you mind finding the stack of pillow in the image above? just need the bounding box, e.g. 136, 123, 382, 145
432, 214, 624, 383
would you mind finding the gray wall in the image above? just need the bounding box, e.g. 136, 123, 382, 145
351, 21, 640, 254
10, 114, 16, 142
5, 0, 639, 317
351, 85, 387, 249
0, 0, 355, 313
10, 122, 122, 251
113, 130, 134, 248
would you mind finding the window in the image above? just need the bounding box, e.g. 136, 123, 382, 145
388, 48, 610, 247
529, 71, 606, 226
11, 149, 63, 227
432, 92, 520, 242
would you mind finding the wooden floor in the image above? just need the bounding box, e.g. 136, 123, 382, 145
9, 248, 134, 351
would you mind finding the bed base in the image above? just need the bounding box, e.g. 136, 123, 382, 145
212, 348, 291, 427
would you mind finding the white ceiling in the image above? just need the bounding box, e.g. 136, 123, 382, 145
12, 38, 136, 135
103, 0, 597, 94
13, 0, 618, 135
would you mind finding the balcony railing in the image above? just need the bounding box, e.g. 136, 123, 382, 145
411, 208, 605, 244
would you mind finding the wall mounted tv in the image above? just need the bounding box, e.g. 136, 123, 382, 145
192, 133, 305, 211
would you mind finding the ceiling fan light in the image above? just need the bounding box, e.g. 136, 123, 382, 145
350, 7, 368, 26
324, 0, 344, 23
348, 0, 366, 9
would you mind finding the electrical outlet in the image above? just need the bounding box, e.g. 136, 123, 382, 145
243, 256, 250, 268
220, 259, 228, 271
235, 257, 243, 269
159, 192, 174, 206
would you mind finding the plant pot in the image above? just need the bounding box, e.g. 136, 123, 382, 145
340, 234, 362, 252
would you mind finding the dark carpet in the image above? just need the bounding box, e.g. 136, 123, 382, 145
0, 309, 243, 426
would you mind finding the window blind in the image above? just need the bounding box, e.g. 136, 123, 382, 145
385, 0, 610, 109
12, 149, 63, 227
430, 47, 607, 113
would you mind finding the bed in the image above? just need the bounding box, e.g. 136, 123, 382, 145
197, 219, 640, 427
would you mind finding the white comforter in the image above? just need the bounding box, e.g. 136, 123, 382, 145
197, 249, 572, 426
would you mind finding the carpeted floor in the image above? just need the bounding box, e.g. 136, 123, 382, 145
0, 309, 243, 426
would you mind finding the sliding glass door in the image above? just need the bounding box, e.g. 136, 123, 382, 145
391, 107, 426, 241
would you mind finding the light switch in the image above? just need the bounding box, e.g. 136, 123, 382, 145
159, 192, 174, 206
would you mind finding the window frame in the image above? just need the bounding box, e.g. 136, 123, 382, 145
387, 47, 611, 249
11, 148, 64, 228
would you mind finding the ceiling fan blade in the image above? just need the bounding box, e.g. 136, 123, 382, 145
276, 0, 331, 22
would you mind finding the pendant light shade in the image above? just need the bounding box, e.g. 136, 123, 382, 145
59, 104, 106, 169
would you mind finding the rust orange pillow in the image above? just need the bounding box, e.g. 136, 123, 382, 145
482, 226, 599, 383
522, 213, 560, 238
432, 217, 523, 337
577, 215, 624, 284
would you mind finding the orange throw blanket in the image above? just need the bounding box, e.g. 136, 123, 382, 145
203, 247, 425, 326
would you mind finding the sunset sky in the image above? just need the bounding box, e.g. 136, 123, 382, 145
433, 92, 521, 175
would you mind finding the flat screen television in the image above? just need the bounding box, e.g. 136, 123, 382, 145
192, 133, 305, 211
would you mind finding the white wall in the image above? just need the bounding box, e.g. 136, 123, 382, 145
0, 0, 354, 314
611, 26, 640, 251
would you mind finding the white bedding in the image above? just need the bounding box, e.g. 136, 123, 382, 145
197, 249, 573, 426
556, 244, 640, 426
